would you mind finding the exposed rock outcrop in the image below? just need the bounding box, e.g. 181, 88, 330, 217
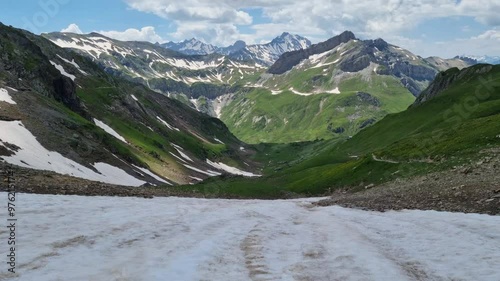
268, 31, 356, 74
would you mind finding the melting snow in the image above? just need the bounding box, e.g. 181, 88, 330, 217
56, 55, 88, 75
213, 137, 224, 144
169, 152, 188, 164
0, 121, 144, 186
131, 94, 138, 101
50, 60, 76, 81
182, 164, 221, 177
0, 88, 16, 104
157, 116, 180, 132
171, 143, 193, 162
189, 176, 203, 182
132, 164, 172, 185
93, 119, 127, 143
206, 160, 260, 177
166, 58, 222, 70
10, 193, 500, 281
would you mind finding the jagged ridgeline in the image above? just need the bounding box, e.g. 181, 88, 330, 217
0, 23, 260, 187
44, 30, 472, 143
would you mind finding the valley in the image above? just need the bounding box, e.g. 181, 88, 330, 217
1, 2, 500, 280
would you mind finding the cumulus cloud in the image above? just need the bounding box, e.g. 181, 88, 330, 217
121, 0, 500, 54
474, 29, 500, 40
61, 23, 83, 34
97, 26, 164, 43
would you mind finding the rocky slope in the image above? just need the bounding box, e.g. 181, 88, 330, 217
268, 31, 356, 74
1, 23, 260, 187
413, 64, 494, 106
228, 32, 311, 66
161, 38, 218, 55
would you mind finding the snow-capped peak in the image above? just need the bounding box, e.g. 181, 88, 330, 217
162, 38, 218, 55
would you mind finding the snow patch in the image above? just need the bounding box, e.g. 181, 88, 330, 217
171, 143, 193, 162
189, 176, 203, 182
0, 121, 144, 186
49, 60, 76, 81
132, 165, 172, 185
182, 164, 221, 177
213, 137, 224, 144
206, 159, 260, 177
56, 55, 88, 75
93, 119, 127, 143
157, 116, 180, 132
11, 194, 500, 281
0, 88, 16, 104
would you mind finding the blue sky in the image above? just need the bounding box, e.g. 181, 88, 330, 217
1, 0, 499, 58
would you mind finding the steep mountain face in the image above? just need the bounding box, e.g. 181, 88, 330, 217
161, 38, 218, 55
267, 32, 464, 96
1, 23, 260, 187
217, 40, 247, 55
228, 32, 312, 66
42, 32, 265, 101
413, 64, 495, 106
268, 31, 357, 74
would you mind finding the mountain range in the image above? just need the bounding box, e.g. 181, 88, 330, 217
161, 32, 311, 66
1, 21, 499, 205
0, 23, 259, 188
43, 30, 476, 143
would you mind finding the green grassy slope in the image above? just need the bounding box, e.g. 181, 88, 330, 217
221, 74, 415, 143
178, 64, 500, 197
1, 23, 256, 185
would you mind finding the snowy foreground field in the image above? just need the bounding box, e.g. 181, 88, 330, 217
3, 193, 500, 281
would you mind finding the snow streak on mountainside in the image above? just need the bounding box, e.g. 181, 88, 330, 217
0, 120, 145, 186
0, 23, 259, 187
44, 32, 266, 87
11, 193, 500, 281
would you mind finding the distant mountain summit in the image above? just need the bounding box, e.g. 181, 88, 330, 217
161, 38, 218, 55
457, 55, 500, 65
160, 32, 312, 65
228, 32, 312, 66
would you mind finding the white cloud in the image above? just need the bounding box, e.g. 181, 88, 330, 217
121, 0, 500, 55
61, 23, 82, 34
97, 26, 164, 43
474, 29, 500, 40
406, 29, 500, 58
